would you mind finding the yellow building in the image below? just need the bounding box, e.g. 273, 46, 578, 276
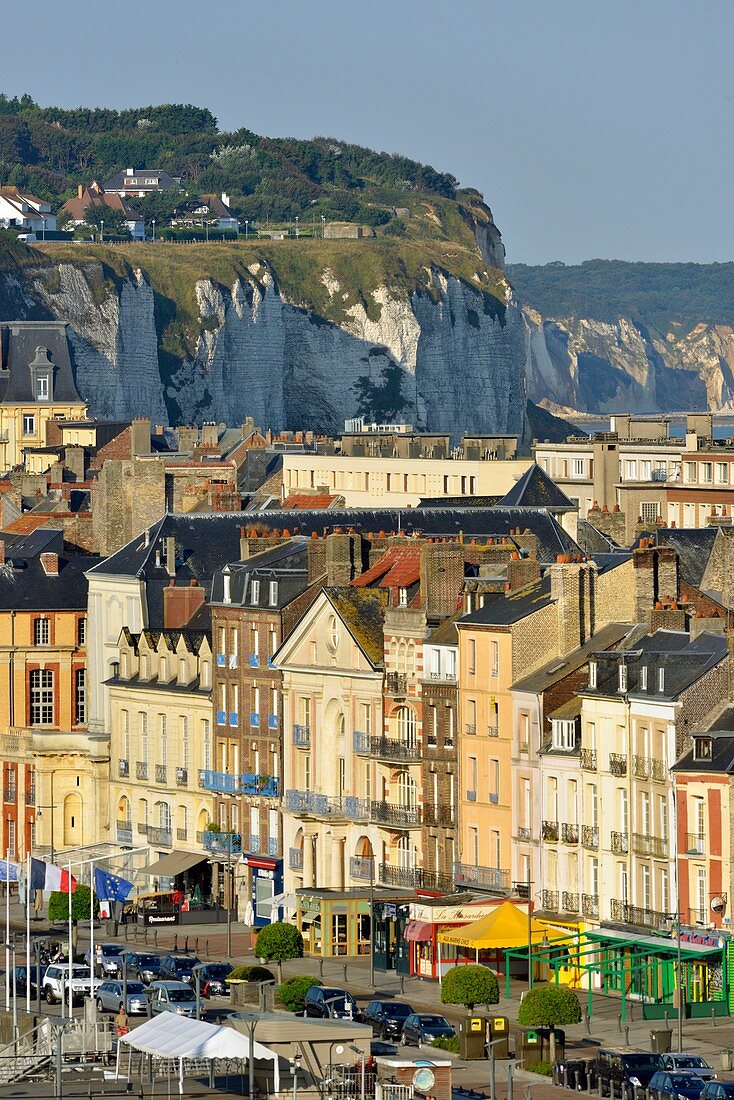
108, 627, 215, 859
0, 528, 102, 859
0, 321, 88, 470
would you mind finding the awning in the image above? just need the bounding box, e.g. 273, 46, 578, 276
439, 900, 570, 950
143, 851, 208, 877
405, 920, 433, 942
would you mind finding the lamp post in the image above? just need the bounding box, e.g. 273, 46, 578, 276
245, 220, 249, 240
321, 215, 326, 238
328, 1041, 345, 1089
348, 1044, 366, 1100
193, 962, 203, 1020
239, 1011, 258, 1100
290, 1051, 302, 1100
368, 851, 375, 988
100, 219, 104, 243
486, 1036, 507, 1100
36, 771, 56, 861
527, 876, 533, 991
151, 219, 156, 243
295, 216, 299, 239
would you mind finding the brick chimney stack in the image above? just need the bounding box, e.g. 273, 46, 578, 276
163, 579, 205, 628
40, 552, 59, 576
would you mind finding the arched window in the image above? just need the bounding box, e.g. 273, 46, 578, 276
397, 641, 407, 673
395, 706, 416, 746
397, 772, 417, 810
396, 835, 416, 870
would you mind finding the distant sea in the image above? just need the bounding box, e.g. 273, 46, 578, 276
569, 415, 734, 440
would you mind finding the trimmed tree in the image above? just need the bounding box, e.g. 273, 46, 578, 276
48, 884, 97, 953
518, 985, 581, 1063
255, 922, 304, 984
441, 964, 499, 1012
278, 975, 322, 1013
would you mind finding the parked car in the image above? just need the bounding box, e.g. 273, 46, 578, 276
197, 963, 232, 998
149, 981, 197, 1017
85, 943, 125, 977
400, 1014, 455, 1047
119, 951, 165, 984
159, 955, 201, 984
362, 1000, 414, 1039
648, 1072, 706, 1100
96, 980, 149, 1016
700, 1085, 734, 1100
8, 965, 37, 997
588, 1049, 665, 1098
661, 1057, 716, 1082
42, 964, 100, 1005
303, 986, 358, 1019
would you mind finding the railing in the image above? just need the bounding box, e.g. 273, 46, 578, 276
489, 792, 499, 804
202, 830, 242, 855
517, 826, 531, 841
354, 731, 421, 761
562, 891, 580, 912
689, 907, 708, 925
465, 724, 477, 735
466, 789, 477, 801
350, 855, 374, 881
580, 748, 597, 770
199, 770, 240, 794
582, 825, 599, 849
177, 828, 187, 841
427, 669, 457, 683
610, 900, 670, 932
268, 837, 278, 856
146, 825, 172, 846
155, 765, 167, 784
289, 847, 304, 870
250, 834, 260, 853
385, 672, 408, 697
370, 801, 421, 827
379, 863, 456, 893
582, 893, 599, 918
609, 753, 627, 776
116, 823, 132, 846
633, 755, 668, 781
632, 832, 667, 858
136, 762, 148, 781
241, 774, 279, 798
487, 725, 499, 738
561, 823, 579, 844
136, 822, 147, 835
284, 789, 369, 820
541, 820, 559, 841
25, 786, 35, 806
176, 767, 188, 787
611, 830, 629, 854
454, 862, 511, 892
542, 890, 559, 911
118, 759, 129, 778
422, 803, 455, 827
685, 833, 706, 855
2, 788, 15, 804
293, 724, 310, 748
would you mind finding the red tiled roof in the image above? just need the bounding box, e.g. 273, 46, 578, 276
352, 546, 422, 590
4, 515, 55, 535
282, 493, 339, 510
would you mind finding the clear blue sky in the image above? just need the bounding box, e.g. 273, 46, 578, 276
5, 0, 733, 264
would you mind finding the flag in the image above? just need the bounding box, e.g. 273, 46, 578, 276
93, 867, 133, 903
0, 860, 19, 882
29, 858, 76, 893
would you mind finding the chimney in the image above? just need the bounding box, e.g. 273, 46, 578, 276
632, 545, 679, 623
126, 168, 134, 176
40, 552, 59, 576
239, 526, 249, 561
420, 541, 465, 619
506, 555, 541, 592
165, 536, 176, 578
201, 422, 219, 450
163, 579, 205, 629
0, 540, 6, 566
77, 184, 84, 199
130, 417, 151, 457
549, 558, 596, 655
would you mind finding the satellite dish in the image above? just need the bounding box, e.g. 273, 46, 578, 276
711, 896, 726, 914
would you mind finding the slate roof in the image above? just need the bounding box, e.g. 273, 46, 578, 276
0, 321, 83, 404
324, 587, 387, 668
652, 528, 718, 587
512, 621, 633, 693
583, 630, 728, 702
426, 616, 459, 646
209, 539, 311, 609
104, 168, 182, 191
500, 463, 577, 511
458, 575, 553, 628
61, 183, 142, 223
0, 545, 100, 610
672, 732, 734, 774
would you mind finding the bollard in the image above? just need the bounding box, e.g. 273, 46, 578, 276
205, 939, 209, 958
173, 935, 178, 952
624, 1027, 629, 1046
124, 924, 129, 942
144, 927, 148, 944
573, 1070, 581, 1093
195, 938, 199, 955
184, 936, 189, 953
617, 1013, 622, 1034
154, 931, 158, 947
712, 1008, 717, 1028
318, 958, 324, 979
399, 974, 405, 995
598, 1080, 603, 1099
563, 1067, 569, 1089
584, 1008, 591, 1036
343, 964, 348, 985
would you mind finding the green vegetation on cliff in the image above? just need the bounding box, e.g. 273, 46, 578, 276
508, 260, 734, 334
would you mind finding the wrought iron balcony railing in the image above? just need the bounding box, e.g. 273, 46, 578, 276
541, 820, 559, 841
609, 754, 627, 776
454, 862, 511, 892
379, 863, 456, 893
561, 823, 579, 844
632, 832, 667, 859
580, 748, 597, 770
582, 893, 599, 918
611, 831, 629, 854
582, 825, 599, 849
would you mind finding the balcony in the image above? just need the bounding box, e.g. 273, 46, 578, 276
609, 753, 628, 776
465, 724, 477, 735
370, 801, 421, 828
116, 823, 132, 846
177, 828, 187, 841
466, 790, 477, 802
354, 732, 420, 762
118, 759, 130, 778
349, 856, 374, 881
423, 803, 455, 828
385, 672, 408, 697
200, 770, 241, 794
289, 847, 304, 871
285, 790, 369, 821
633, 756, 668, 782
581, 825, 599, 849
268, 714, 279, 730
241, 774, 280, 798
517, 826, 531, 841
541, 820, 559, 842
147, 826, 172, 847
155, 765, 167, 784
689, 907, 708, 925
561, 823, 579, 845
454, 862, 511, 892
685, 834, 706, 855
610, 900, 670, 932
611, 831, 629, 854
542, 890, 559, 911
136, 762, 148, 781
268, 837, 278, 856
632, 832, 667, 858
176, 767, 188, 787
487, 725, 499, 738
202, 830, 243, 855
580, 748, 597, 770
380, 863, 456, 893
489, 792, 499, 805
25, 786, 35, 806
248, 712, 258, 728
250, 834, 260, 853
562, 892, 580, 913
249, 654, 260, 668
582, 893, 599, 918
216, 710, 226, 726
293, 724, 310, 748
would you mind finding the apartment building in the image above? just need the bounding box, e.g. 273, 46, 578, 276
421, 618, 459, 892
667, 447, 734, 529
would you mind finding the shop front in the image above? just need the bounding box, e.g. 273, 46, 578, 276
242, 853, 283, 927
295, 887, 418, 962
406, 899, 503, 980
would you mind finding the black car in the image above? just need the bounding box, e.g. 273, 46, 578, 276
120, 952, 165, 984
362, 1000, 414, 1039
401, 1014, 455, 1047
701, 1086, 734, 1100
648, 1072, 706, 1100
159, 955, 201, 984
197, 963, 233, 998
588, 1049, 664, 1098
303, 985, 358, 1019
8, 965, 37, 996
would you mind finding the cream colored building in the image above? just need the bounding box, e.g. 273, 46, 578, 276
108, 627, 215, 857
282, 453, 532, 508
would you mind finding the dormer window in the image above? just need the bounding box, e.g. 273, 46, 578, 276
223, 568, 231, 604
36, 375, 49, 401
29, 345, 54, 403
658, 667, 665, 693
618, 664, 628, 692
693, 736, 712, 761
640, 666, 648, 691
588, 660, 597, 689
269, 581, 278, 606
250, 579, 260, 605
552, 719, 576, 751
398, 587, 408, 608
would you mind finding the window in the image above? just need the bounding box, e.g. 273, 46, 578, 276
36, 376, 49, 401
618, 664, 627, 692
657, 667, 665, 692
571, 458, 584, 477
140, 713, 148, 762
200, 661, 210, 689
77, 618, 86, 646
467, 638, 476, 674
701, 462, 713, 484
491, 640, 499, 676
642, 865, 651, 910
33, 618, 49, 646
160, 657, 168, 681
178, 659, 187, 684
640, 460, 652, 481
74, 668, 85, 725
640, 665, 648, 691
202, 719, 211, 770
552, 719, 576, 751
717, 463, 729, 484
640, 502, 658, 524
181, 717, 189, 769
22, 414, 35, 436
269, 581, 278, 606
250, 579, 260, 605
467, 756, 477, 798
588, 660, 597, 689
685, 461, 697, 483
625, 459, 637, 480
30, 669, 54, 725
446, 704, 454, 745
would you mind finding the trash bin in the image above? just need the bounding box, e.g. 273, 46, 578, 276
487, 1016, 510, 1059
650, 1030, 672, 1054
720, 1050, 733, 1072
459, 1015, 489, 1060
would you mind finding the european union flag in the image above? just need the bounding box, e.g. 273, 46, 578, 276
93, 867, 133, 903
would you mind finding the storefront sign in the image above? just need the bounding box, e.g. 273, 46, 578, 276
144, 911, 179, 926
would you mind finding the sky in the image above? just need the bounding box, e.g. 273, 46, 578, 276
4, 0, 733, 265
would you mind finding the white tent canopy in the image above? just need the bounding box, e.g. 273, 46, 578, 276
118, 1014, 280, 1092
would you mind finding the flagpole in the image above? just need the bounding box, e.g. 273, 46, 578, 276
5, 848, 10, 1013
25, 852, 30, 1015
67, 858, 73, 1021
89, 866, 95, 1006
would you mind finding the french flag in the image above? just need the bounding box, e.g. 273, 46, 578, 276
30, 858, 76, 893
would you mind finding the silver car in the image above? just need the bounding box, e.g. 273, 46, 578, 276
96, 979, 149, 1016
661, 1056, 716, 1082
149, 981, 197, 1018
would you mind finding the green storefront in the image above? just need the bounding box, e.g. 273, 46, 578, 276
295, 887, 417, 962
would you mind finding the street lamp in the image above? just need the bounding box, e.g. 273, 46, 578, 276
245, 220, 249, 239
238, 1011, 258, 1100
290, 1051, 302, 1100
348, 1044, 366, 1100
152, 218, 156, 242
193, 962, 203, 1020
321, 215, 326, 238
36, 771, 56, 861
666, 910, 684, 1052
295, 216, 299, 239
328, 1041, 345, 1089
100, 219, 104, 243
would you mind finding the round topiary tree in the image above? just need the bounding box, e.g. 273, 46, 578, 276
48, 884, 97, 954
278, 975, 322, 1013
441, 964, 499, 1011
255, 922, 304, 984
518, 985, 581, 1063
